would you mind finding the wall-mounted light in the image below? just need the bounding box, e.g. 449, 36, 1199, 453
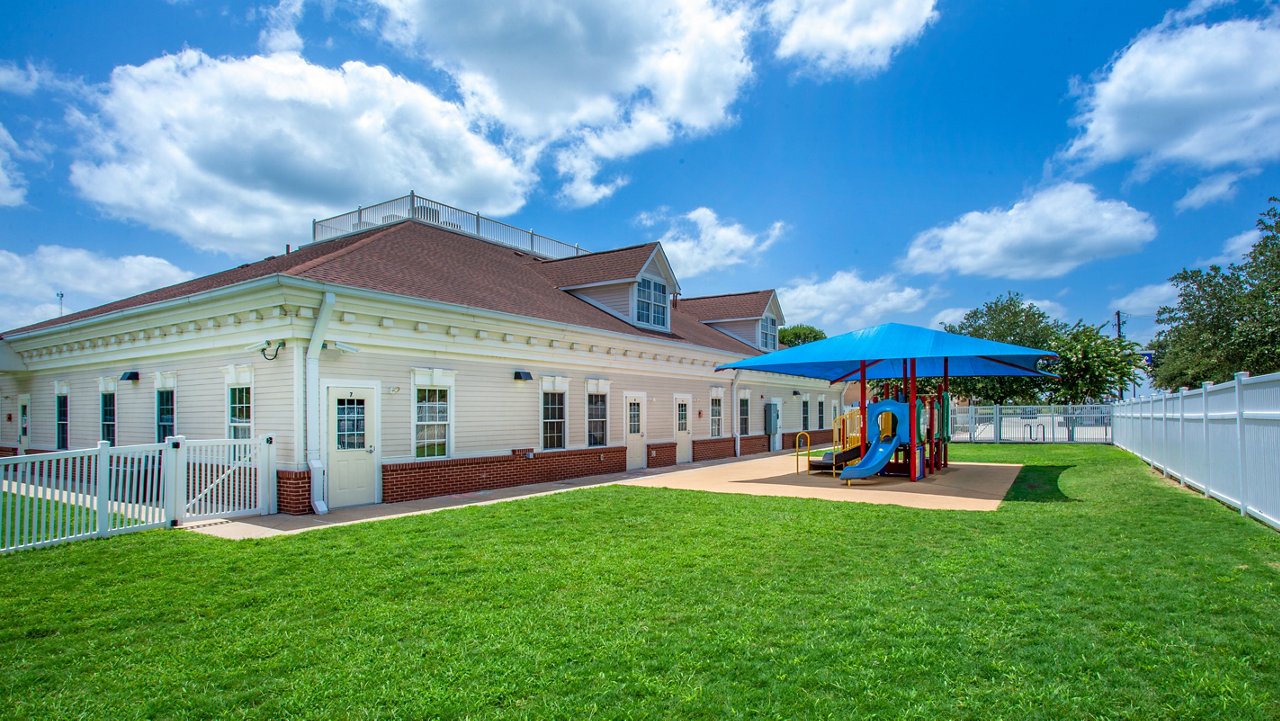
792, 390, 801, 396
388, 386, 401, 394
119, 371, 141, 382
513, 370, 533, 381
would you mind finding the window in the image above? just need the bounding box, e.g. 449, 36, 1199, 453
739, 397, 750, 436
228, 387, 252, 439
101, 393, 116, 446
677, 400, 689, 432
801, 399, 810, 431
628, 400, 641, 434
587, 393, 608, 447
636, 277, 668, 327
56, 393, 69, 450
818, 400, 826, 430
335, 398, 366, 450
415, 388, 449, 458
710, 398, 722, 437
156, 390, 176, 442
542, 392, 566, 450
761, 315, 778, 350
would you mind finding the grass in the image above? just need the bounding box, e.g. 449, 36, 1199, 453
2, 445, 1279, 719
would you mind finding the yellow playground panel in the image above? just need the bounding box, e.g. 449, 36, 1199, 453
795, 409, 863, 477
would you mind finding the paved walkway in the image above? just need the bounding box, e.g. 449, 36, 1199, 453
185, 451, 1021, 540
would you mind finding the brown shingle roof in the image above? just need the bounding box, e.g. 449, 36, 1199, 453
533, 243, 657, 288
680, 290, 776, 321
5, 222, 760, 356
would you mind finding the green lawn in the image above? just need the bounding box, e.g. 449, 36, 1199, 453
2, 445, 1278, 720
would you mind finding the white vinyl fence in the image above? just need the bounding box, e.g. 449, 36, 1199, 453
1, 435, 274, 552
950, 405, 1113, 443
1113, 371, 1280, 532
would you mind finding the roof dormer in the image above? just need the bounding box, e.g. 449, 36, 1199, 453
680, 290, 785, 351
535, 242, 681, 332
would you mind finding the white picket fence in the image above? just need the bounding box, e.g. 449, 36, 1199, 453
950, 405, 1113, 443
0, 435, 274, 552
1113, 371, 1280, 532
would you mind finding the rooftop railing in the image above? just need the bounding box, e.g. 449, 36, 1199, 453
311, 192, 590, 259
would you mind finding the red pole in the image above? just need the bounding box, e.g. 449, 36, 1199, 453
943, 357, 950, 468
859, 360, 867, 458
909, 358, 918, 481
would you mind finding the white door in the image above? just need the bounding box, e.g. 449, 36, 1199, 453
328, 387, 377, 508
17, 393, 29, 451
769, 397, 783, 451
674, 394, 692, 463
625, 393, 647, 470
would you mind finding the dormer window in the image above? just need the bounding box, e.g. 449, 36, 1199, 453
636, 277, 669, 329
760, 315, 778, 350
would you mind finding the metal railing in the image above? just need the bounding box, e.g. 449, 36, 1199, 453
949, 404, 1113, 443
312, 192, 590, 259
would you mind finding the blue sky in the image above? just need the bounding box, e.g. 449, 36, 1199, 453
1, 0, 1277, 344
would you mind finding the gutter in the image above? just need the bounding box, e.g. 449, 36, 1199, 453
307, 292, 336, 514
731, 370, 741, 457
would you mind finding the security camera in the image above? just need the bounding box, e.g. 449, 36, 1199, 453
327, 341, 361, 353
244, 340, 271, 352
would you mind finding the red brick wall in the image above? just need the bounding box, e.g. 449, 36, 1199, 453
739, 434, 770, 456
693, 437, 735, 462
0, 446, 17, 458
646, 442, 676, 468
380, 446, 627, 504
277, 469, 312, 515
783, 429, 833, 449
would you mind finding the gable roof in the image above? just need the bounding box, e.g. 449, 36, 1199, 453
680, 290, 777, 322
4, 221, 760, 356
534, 243, 658, 288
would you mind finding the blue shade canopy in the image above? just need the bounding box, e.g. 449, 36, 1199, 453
718, 323, 1058, 382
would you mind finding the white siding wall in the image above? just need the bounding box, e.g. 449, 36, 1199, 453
572, 283, 633, 319
711, 319, 761, 348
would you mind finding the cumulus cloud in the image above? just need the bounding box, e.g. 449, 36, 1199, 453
0, 124, 27, 206
365, 0, 755, 205
649, 207, 784, 279
904, 182, 1156, 279
258, 0, 306, 54
69, 50, 531, 257
0, 246, 194, 331
1066, 11, 1280, 181
1175, 169, 1260, 211
929, 306, 968, 328
0, 62, 43, 95
766, 0, 937, 75
779, 267, 929, 333
1111, 282, 1178, 316
1025, 297, 1069, 321
1195, 228, 1259, 266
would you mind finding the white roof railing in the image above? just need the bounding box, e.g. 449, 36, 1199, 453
311, 192, 589, 259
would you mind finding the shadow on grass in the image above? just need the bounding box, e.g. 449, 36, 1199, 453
1003, 465, 1077, 503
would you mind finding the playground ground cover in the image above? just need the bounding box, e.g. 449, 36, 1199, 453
2, 445, 1278, 719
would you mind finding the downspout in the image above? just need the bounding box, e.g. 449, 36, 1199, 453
307, 292, 336, 514
731, 370, 741, 457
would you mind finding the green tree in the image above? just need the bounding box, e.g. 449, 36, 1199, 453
779, 324, 827, 347
1150, 196, 1280, 389
942, 292, 1066, 404
1047, 323, 1145, 403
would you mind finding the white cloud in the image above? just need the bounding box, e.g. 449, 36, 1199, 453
0, 245, 195, 331
652, 207, 784, 279
1066, 12, 1280, 178
69, 50, 531, 257
1196, 228, 1259, 266
905, 182, 1156, 279
1111, 282, 1178, 316
1175, 169, 1259, 211
1025, 297, 1069, 321
766, 0, 937, 75
366, 0, 755, 205
0, 124, 27, 207
929, 306, 968, 328
779, 267, 928, 333
258, 0, 306, 54
0, 62, 43, 95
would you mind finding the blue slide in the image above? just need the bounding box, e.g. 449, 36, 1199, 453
839, 399, 911, 482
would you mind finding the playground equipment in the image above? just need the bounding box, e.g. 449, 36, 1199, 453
806, 408, 862, 476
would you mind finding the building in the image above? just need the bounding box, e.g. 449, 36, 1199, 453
0, 194, 839, 515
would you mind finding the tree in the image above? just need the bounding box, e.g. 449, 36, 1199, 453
1047, 323, 1145, 403
942, 292, 1067, 404
779, 324, 826, 347
1150, 197, 1280, 390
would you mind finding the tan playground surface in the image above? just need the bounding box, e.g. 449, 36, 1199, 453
619, 453, 1021, 511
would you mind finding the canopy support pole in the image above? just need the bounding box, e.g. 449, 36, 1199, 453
859, 361, 867, 458
942, 357, 950, 468
909, 358, 918, 482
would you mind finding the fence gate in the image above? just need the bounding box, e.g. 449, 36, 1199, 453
950, 405, 1113, 443
176, 437, 275, 523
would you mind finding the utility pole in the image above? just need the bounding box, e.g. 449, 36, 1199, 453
57, 291, 64, 317
1114, 310, 1127, 400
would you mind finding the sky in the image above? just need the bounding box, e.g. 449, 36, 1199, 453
1, 0, 1277, 345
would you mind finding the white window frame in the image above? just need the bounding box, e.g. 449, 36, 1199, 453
634, 275, 670, 330
54, 380, 70, 450
155, 372, 178, 442
801, 393, 810, 432
541, 376, 570, 451
818, 396, 826, 431
223, 364, 255, 440
586, 378, 611, 448
738, 389, 751, 437
760, 314, 778, 350
412, 368, 457, 459
98, 377, 118, 446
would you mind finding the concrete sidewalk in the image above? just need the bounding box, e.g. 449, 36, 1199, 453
185, 451, 1022, 540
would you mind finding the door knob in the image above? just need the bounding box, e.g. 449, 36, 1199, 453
365, 446, 376, 454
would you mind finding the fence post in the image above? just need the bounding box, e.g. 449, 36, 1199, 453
1160, 394, 1169, 476
1177, 389, 1187, 486
1235, 372, 1249, 517
95, 441, 111, 538
172, 436, 187, 525
258, 436, 274, 515
1202, 382, 1212, 499
993, 405, 1002, 443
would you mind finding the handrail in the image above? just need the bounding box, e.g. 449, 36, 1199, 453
795, 432, 811, 475
311, 192, 590, 260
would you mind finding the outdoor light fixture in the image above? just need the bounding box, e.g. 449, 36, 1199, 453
513, 370, 533, 381
322, 341, 361, 353
792, 390, 801, 396
119, 371, 141, 382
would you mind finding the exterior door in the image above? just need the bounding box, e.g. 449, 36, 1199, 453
766, 398, 782, 451
17, 393, 29, 451
674, 394, 692, 463
625, 393, 647, 470
327, 387, 377, 508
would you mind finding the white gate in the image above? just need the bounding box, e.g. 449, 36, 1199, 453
950, 405, 1112, 443
177, 437, 275, 523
